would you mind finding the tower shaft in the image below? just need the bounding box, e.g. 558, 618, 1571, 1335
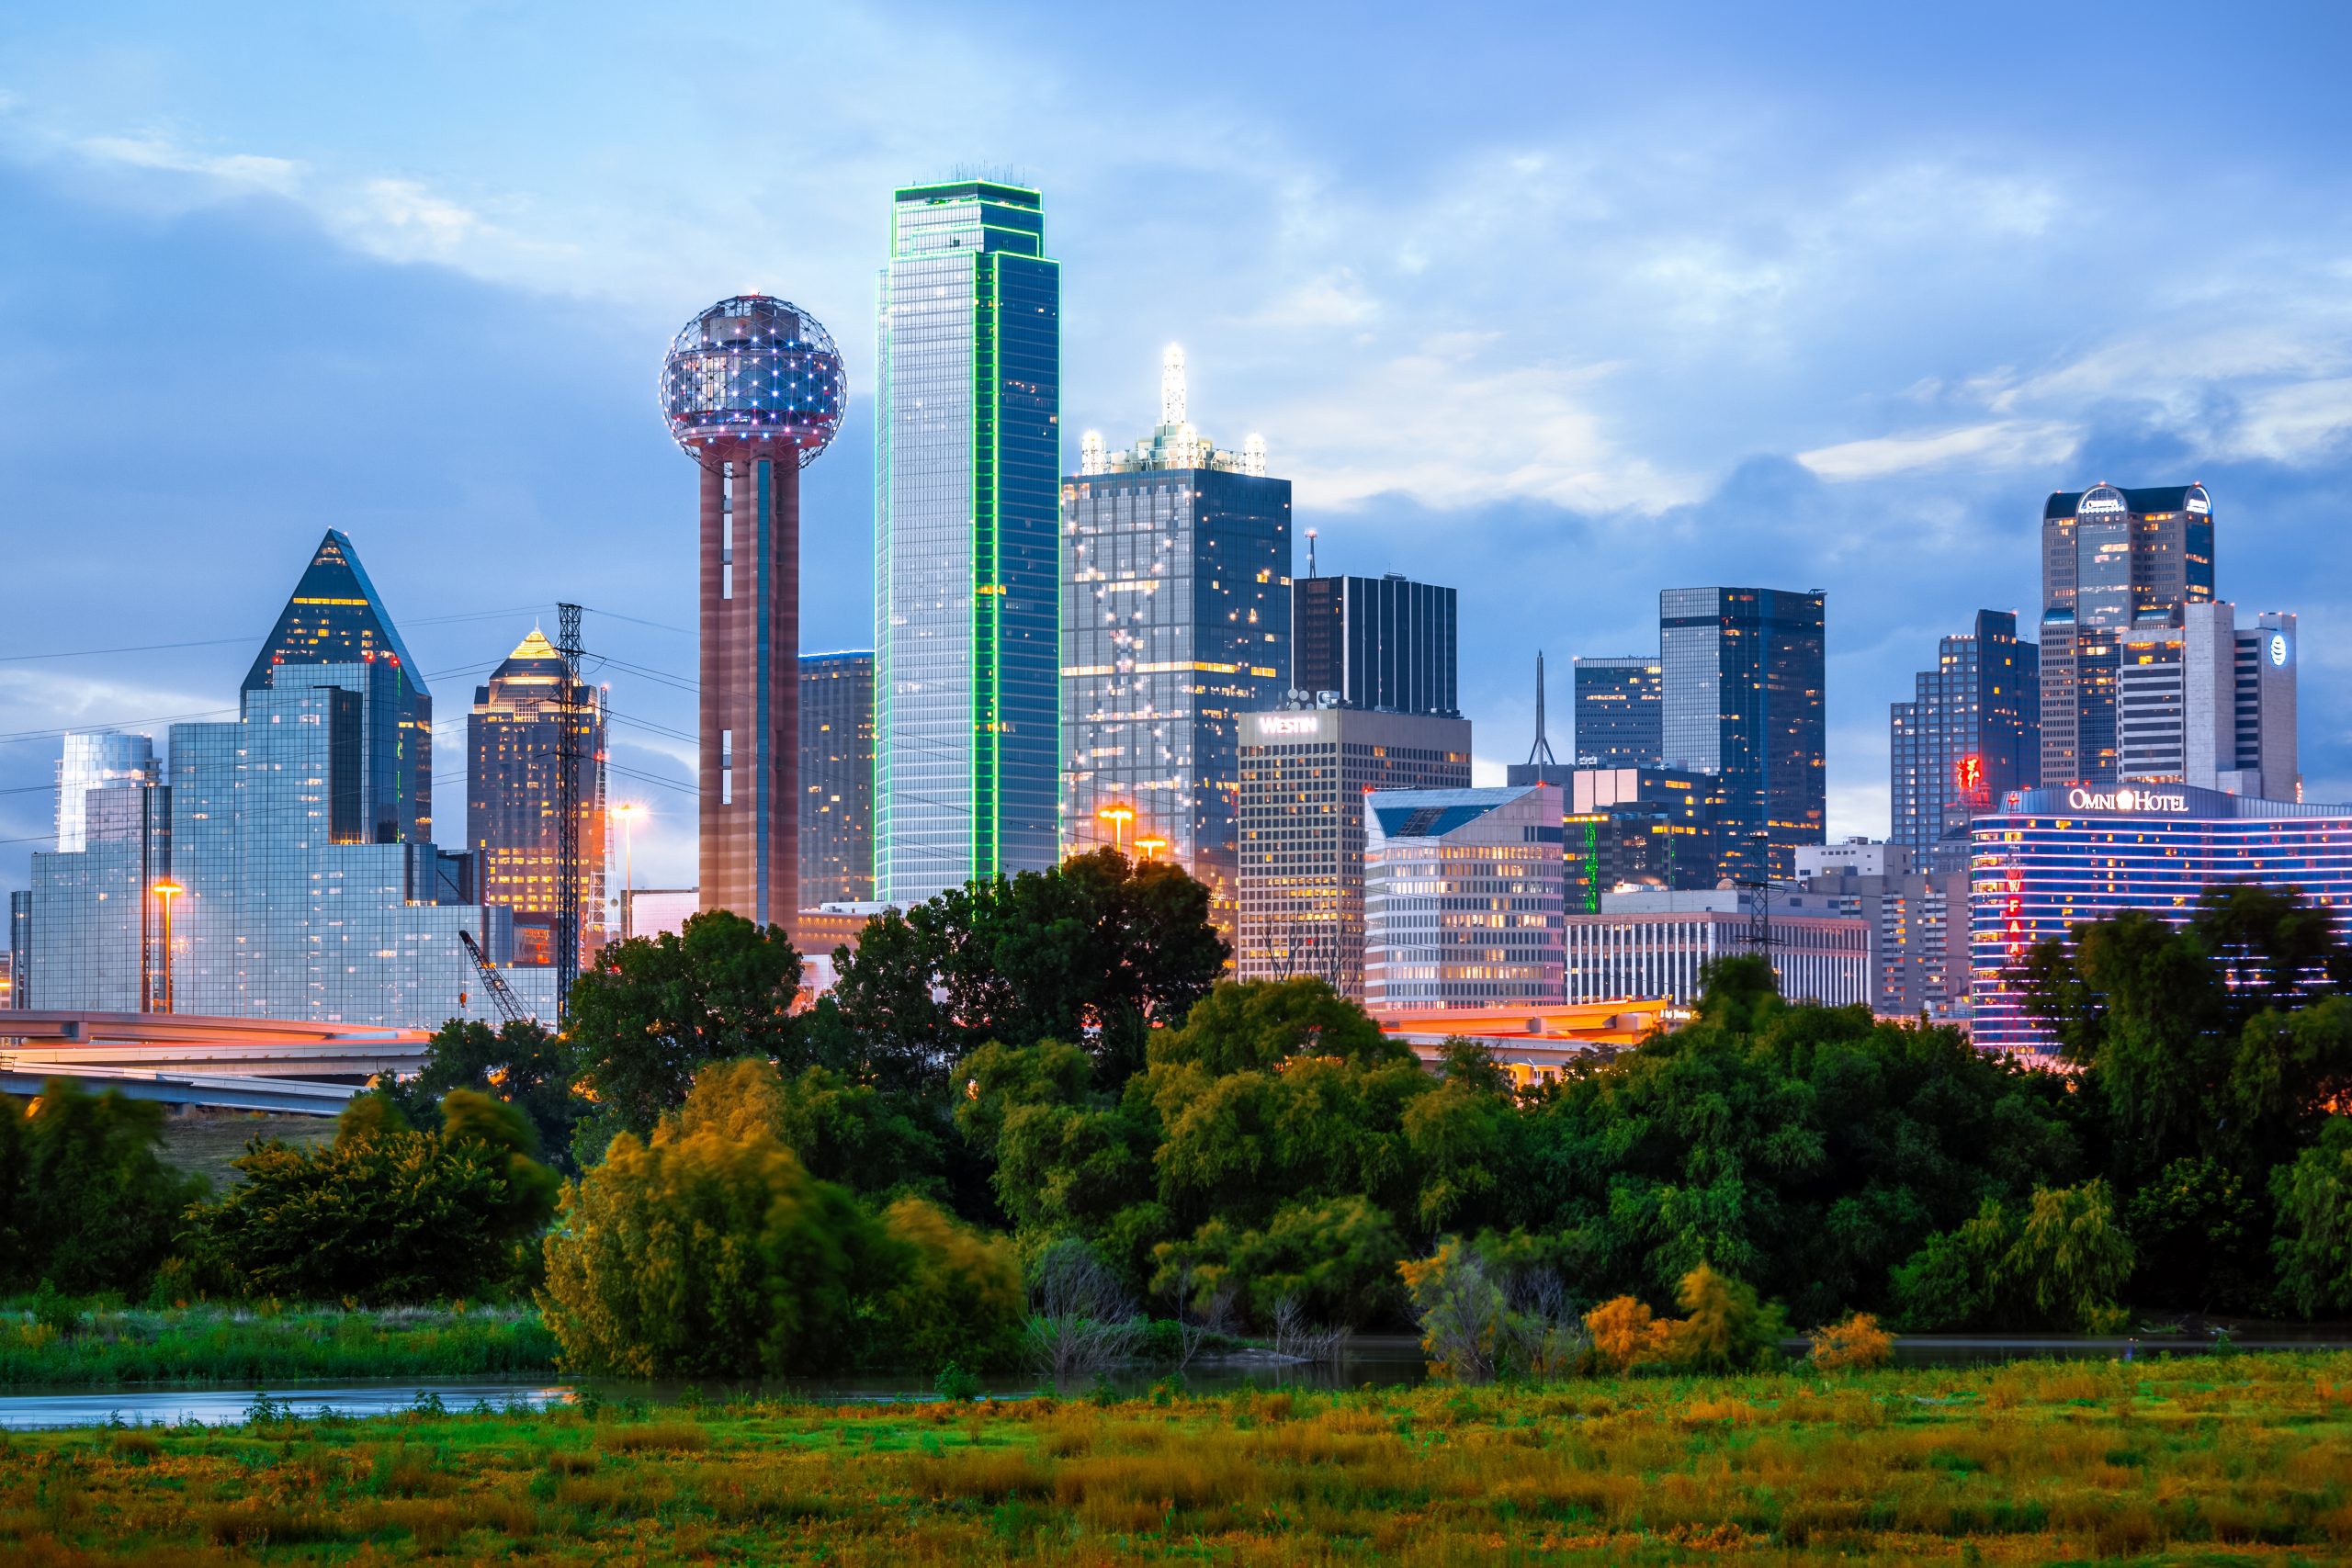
699, 450, 798, 929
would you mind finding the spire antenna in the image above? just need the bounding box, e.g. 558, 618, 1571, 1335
1160, 344, 1187, 426
1525, 649, 1558, 768
1306, 527, 1319, 579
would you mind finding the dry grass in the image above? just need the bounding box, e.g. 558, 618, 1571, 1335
6, 1353, 2352, 1562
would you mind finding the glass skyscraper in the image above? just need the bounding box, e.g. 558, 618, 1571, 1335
1659, 586, 1826, 882
1889, 609, 2040, 876
876, 181, 1062, 905
54, 731, 156, 852
1064, 348, 1290, 921
2039, 483, 2216, 787
1570, 656, 1663, 767
242, 529, 433, 844
801, 650, 876, 905
1292, 572, 1458, 716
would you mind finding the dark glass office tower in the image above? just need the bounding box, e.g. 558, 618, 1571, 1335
1659, 586, 1826, 882
1292, 572, 1457, 716
1558, 766, 1724, 912
800, 651, 876, 905
1571, 656, 1663, 766
467, 626, 608, 960
243, 529, 433, 844
1064, 349, 1290, 922
1889, 610, 2040, 875
2039, 482, 2215, 786
876, 181, 1061, 903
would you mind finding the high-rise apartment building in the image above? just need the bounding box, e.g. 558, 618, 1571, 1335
876, 181, 1062, 905
1292, 572, 1457, 717
1793, 840, 1970, 1020
243, 530, 434, 844
1363, 784, 1565, 1010
1658, 587, 1826, 881
801, 651, 876, 906
660, 296, 848, 928
1064, 348, 1290, 919
1571, 656, 1663, 767
2039, 482, 2216, 787
1889, 610, 2041, 876
54, 731, 156, 853
2118, 603, 2298, 799
1235, 704, 1472, 997
467, 627, 607, 961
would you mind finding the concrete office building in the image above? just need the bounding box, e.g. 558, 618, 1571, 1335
2118, 602, 2298, 800
467, 627, 607, 963
801, 651, 876, 907
1659, 587, 1826, 881
2039, 482, 2216, 787
1562, 886, 1868, 1007
1571, 656, 1664, 767
1890, 609, 2041, 876
1292, 570, 1458, 717
1236, 703, 1472, 997
1363, 784, 1564, 1010
876, 181, 1063, 904
1064, 348, 1290, 919
1793, 840, 1970, 1021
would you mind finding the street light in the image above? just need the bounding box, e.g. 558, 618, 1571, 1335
610, 803, 645, 941
151, 880, 184, 1015
1134, 834, 1169, 862
1095, 803, 1135, 853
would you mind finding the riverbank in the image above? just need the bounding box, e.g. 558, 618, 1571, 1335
0, 1304, 556, 1386
6, 1353, 2350, 1562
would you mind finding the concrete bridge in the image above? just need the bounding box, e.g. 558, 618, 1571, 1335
0, 1010, 431, 1115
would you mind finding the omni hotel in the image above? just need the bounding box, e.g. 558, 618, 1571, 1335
1970, 784, 2352, 1053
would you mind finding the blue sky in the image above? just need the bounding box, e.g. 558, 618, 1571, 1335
4, 2, 2350, 892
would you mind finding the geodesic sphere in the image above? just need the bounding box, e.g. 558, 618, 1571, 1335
660, 296, 845, 468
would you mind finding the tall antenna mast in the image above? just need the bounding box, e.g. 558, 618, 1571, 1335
1306, 527, 1319, 578
1525, 649, 1557, 768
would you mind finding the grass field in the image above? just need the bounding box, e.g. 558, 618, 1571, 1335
153, 1111, 338, 1193
0, 1305, 556, 1387
6, 1352, 2352, 1563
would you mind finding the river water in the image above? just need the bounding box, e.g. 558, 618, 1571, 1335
4, 1332, 2344, 1430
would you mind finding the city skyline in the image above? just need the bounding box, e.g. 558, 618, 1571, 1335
5, 5, 2351, 897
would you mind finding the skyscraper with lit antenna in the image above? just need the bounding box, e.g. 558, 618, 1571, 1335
1065, 346, 1289, 927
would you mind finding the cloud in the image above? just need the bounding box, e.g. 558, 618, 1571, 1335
78, 133, 301, 193
1798, 420, 2081, 481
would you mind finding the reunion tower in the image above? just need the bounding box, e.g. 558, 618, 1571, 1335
660, 296, 845, 929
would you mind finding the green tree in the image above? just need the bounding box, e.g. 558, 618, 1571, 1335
2271, 1115, 2352, 1316
539, 1059, 1020, 1375
394, 1017, 582, 1174
1153, 1195, 1407, 1327
0, 1081, 204, 1293
564, 910, 805, 1162
194, 1089, 559, 1303
2123, 1156, 2268, 1314
1888, 1179, 2132, 1332
830, 850, 1227, 1084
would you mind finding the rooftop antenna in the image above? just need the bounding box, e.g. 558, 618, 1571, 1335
1525, 650, 1558, 769
1306, 528, 1319, 578
1160, 344, 1186, 426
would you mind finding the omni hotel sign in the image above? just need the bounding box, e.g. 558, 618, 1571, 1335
2065, 785, 2190, 814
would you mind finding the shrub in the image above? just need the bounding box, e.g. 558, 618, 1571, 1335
1666, 1264, 1786, 1373
1807, 1312, 1894, 1371
0, 1080, 204, 1294
867, 1197, 1025, 1371
1585, 1296, 1668, 1372
1152, 1195, 1406, 1329
2271, 1116, 2352, 1316
1023, 1238, 1142, 1376
1400, 1239, 1583, 1382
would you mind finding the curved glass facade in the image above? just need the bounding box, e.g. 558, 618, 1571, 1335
661, 296, 845, 465
1970, 787, 2352, 1054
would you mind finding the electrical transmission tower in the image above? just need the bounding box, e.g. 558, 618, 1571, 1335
554, 603, 584, 1022
1735, 877, 1781, 956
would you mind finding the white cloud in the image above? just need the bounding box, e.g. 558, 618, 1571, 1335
78, 133, 302, 193
1797, 419, 2080, 482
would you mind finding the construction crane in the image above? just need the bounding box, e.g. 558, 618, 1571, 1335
458, 929, 528, 1028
